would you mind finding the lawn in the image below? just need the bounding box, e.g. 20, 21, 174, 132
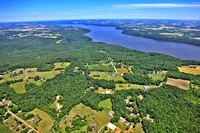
90, 71, 125, 82
166, 78, 190, 90
0, 124, 12, 133
98, 98, 112, 112
148, 71, 167, 81
116, 84, 143, 90
178, 66, 200, 75
60, 103, 112, 132
30, 108, 53, 132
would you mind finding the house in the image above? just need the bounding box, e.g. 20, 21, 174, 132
106, 91, 110, 94
138, 95, 143, 100
129, 113, 137, 117
120, 117, 126, 123
108, 111, 113, 117
107, 122, 117, 130
125, 99, 128, 104
143, 86, 150, 91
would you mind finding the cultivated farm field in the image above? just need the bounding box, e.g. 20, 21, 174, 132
178, 66, 200, 75
166, 78, 190, 90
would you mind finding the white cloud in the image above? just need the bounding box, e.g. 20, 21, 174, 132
112, 3, 200, 9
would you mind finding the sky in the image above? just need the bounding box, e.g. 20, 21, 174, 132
0, 0, 200, 22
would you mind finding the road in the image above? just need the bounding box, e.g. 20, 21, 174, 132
98, 122, 109, 133
7, 109, 39, 133
110, 62, 118, 73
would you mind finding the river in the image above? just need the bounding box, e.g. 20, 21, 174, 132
64, 24, 200, 61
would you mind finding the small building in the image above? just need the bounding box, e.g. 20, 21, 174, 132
108, 112, 113, 117
107, 122, 117, 130
125, 99, 128, 104
120, 117, 126, 123
138, 95, 143, 100
129, 113, 137, 117
106, 91, 110, 94
143, 86, 150, 91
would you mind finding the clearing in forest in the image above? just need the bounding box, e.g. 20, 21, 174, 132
60, 103, 112, 132
87, 64, 115, 72
116, 84, 144, 90
166, 78, 190, 90
54, 62, 70, 70
178, 65, 200, 75
90, 71, 125, 82
148, 71, 167, 81
98, 98, 112, 112
30, 108, 53, 132
0, 62, 70, 93
117, 68, 129, 73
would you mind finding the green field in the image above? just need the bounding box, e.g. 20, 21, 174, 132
133, 123, 144, 133
87, 64, 115, 72
30, 108, 53, 132
98, 98, 112, 112
148, 71, 167, 81
0, 124, 12, 133
90, 71, 125, 82
116, 84, 143, 90
10, 82, 25, 93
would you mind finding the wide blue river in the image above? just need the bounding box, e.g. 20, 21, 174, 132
65, 24, 200, 61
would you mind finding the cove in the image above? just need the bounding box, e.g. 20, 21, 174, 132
64, 24, 200, 61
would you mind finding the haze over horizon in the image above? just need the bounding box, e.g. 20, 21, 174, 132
0, 0, 200, 22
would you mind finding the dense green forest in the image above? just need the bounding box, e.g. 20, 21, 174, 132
0, 22, 199, 132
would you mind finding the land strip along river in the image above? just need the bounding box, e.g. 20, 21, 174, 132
64, 24, 200, 61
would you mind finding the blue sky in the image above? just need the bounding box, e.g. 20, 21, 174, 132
0, 0, 200, 22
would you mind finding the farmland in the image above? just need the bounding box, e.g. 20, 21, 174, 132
178, 65, 200, 75
166, 78, 190, 90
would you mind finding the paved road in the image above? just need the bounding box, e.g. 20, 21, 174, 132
7, 109, 39, 133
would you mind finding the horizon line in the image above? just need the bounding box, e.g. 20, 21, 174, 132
1, 18, 200, 23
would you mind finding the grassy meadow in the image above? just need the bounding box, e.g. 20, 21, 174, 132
30, 108, 53, 132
